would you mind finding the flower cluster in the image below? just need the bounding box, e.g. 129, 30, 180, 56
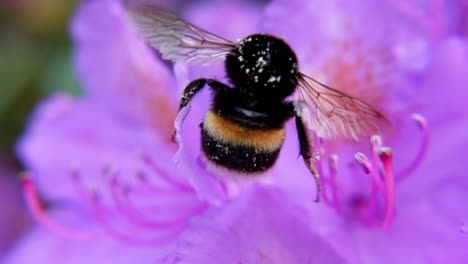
7, 0, 468, 263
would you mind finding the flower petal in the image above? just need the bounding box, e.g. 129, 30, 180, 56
17, 93, 184, 202
72, 0, 178, 138
3, 211, 174, 264
167, 185, 345, 264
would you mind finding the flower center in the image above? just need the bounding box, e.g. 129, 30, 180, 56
314, 113, 429, 228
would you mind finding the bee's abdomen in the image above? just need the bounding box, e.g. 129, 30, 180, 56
201, 111, 284, 173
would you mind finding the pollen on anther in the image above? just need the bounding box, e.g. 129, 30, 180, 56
378, 147, 393, 160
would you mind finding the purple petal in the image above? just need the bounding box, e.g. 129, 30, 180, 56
18, 0, 209, 247
0, 162, 31, 259
17, 94, 199, 211
167, 185, 345, 264
72, 0, 178, 138
351, 188, 468, 263
184, 1, 262, 40
3, 212, 174, 264
416, 38, 468, 123
288, 38, 468, 262
18, 94, 158, 201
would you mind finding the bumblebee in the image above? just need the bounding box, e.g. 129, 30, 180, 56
127, 3, 386, 201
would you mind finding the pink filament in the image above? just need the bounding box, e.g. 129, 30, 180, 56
88, 191, 182, 246
107, 174, 206, 229
325, 155, 340, 212
71, 172, 182, 245
355, 145, 396, 228
378, 148, 396, 228
134, 171, 184, 195
354, 153, 379, 226
67, 157, 208, 245
140, 152, 194, 193
355, 152, 384, 191
21, 173, 101, 240
24, 147, 206, 245
397, 114, 429, 181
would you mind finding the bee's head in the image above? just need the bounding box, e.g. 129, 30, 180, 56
226, 34, 299, 99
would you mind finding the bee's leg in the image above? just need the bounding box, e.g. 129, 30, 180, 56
205, 79, 231, 92
173, 78, 231, 141
172, 78, 208, 142
179, 79, 230, 110
295, 114, 321, 202
178, 78, 231, 110
179, 78, 208, 110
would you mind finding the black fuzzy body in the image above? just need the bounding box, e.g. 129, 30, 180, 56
201, 34, 299, 173
201, 127, 281, 173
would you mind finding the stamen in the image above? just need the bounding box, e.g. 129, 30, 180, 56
87, 189, 181, 246
69, 161, 207, 245
371, 135, 383, 168
398, 113, 429, 181
31, 148, 206, 245
378, 147, 396, 228
71, 173, 181, 245
354, 152, 379, 226
325, 155, 340, 212
20, 172, 101, 241
140, 151, 194, 193
107, 174, 206, 229
132, 171, 185, 195
318, 113, 423, 228
354, 152, 383, 190
353, 144, 396, 228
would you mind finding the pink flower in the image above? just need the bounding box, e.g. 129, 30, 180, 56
8, 0, 468, 263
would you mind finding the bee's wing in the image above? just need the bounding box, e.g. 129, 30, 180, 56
126, 2, 235, 64
295, 73, 387, 140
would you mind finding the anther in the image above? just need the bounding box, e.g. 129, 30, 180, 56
354, 152, 371, 175
354, 152, 383, 190
371, 135, 383, 147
